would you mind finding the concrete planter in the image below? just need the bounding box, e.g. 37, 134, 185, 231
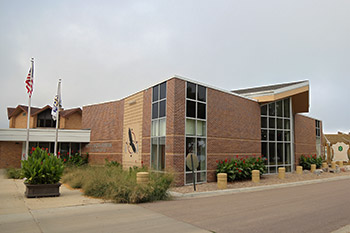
25, 183, 61, 198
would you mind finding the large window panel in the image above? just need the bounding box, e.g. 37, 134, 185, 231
151, 82, 167, 171
159, 119, 166, 137
197, 120, 206, 136
187, 82, 196, 100
185, 82, 207, 184
197, 103, 206, 119
186, 100, 196, 118
152, 85, 159, 102
160, 82, 166, 99
197, 85, 206, 102
152, 102, 158, 119
159, 100, 166, 117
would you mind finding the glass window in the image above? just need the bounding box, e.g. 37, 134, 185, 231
276, 100, 283, 117
284, 119, 290, 129
284, 143, 291, 164
159, 100, 166, 117
160, 82, 166, 99
151, 138, 158, 169
261, 117, 267, 128
197, 120, 206, 136
197, 85, 206, 102
261, 129, 267, 141
197, 172, 206, 183
269, 130, 275, 141
277, 143, 283, 164
197, 138, 206, 171
283, 99, 290, 117
197, 103, 206, 119
261, 105, 267, 116
277, 118, 283, 129
284, 131, 290, 141
261, 142, 267, 158
151, 120, 159, 137
159, 119, 166, 136
269, 143, 276, 165
277, 130, 283, 141
152, 102, 158, 119
152, 85, 159, 102
186, 119, 196, 135
158, 137, 165, 170
186, 137, 196, 156
269, 118, 275, 129
186, 100, 196, 118
71, 143, 80, 155
187, 82, 196, 100
269, 103, 275, 116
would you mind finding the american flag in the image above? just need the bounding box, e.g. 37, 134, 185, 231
25, 68, 34, 97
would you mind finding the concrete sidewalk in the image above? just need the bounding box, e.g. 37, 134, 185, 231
0, 170, 208, 233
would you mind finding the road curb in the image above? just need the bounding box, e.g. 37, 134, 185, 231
170, 175, 350, 199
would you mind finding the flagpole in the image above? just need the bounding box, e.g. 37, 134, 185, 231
25, 58, 34, 160
54, 79, 61, 157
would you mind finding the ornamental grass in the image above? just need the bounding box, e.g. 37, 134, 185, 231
62, 165, 173, 203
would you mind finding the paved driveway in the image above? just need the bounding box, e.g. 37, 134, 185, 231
0, 170, 207, 233
142, 178, 350, 233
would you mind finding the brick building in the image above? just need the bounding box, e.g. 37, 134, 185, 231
81, 76, 323, 185
0, 76, 323, 185
0, 105, 90, 168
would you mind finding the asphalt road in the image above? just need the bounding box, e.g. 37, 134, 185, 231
141, 179, 350, 233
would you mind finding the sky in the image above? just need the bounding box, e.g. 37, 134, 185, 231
0, 0, 349, 133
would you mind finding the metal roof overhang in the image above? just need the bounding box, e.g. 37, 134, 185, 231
0, 128, 91, 143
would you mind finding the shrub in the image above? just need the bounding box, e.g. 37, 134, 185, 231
299, 154, 322, 170
61, 152, 89, 167
21, 147, 64, 184
105, 159, 121, 168
5, 168, 24, 179
62, 165, 173, 203
216, 156, 267, 182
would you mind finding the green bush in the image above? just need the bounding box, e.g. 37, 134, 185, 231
21, 147, 64, 184
5, 168, 24, 179
216, 156, 267, 182
105, 159, 121, 168
62, 165, 173, 203
60, 152, 89, 167
299, 154, 322, 170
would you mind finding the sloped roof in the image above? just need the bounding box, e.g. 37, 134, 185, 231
325, 133, 350, 145
60, 108, 82, 117
7, 105, 81, 119
232, 80, 306, 95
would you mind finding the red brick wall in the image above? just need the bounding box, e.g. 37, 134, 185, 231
294, 114, 317, 167
82, 100, 124, 164
0, 141, 22, 168
207, 89, 261, 182
166, 78, 186, 185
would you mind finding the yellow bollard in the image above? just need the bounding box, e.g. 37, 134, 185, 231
278, 167, 285, 179
217, 173, 227, 189
296, 166, 303, 174
310, 164, 316, 173
252, 170, 260, 183
322, 162, 328, 169
339, 161, 344, 167
136, 172, 149, 185
331, 161, 336, 169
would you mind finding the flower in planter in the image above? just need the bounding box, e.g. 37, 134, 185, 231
21, 147, 64, 185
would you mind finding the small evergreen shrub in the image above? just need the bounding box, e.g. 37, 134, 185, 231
216, 156, 267, 182
299, 154, 322, 170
